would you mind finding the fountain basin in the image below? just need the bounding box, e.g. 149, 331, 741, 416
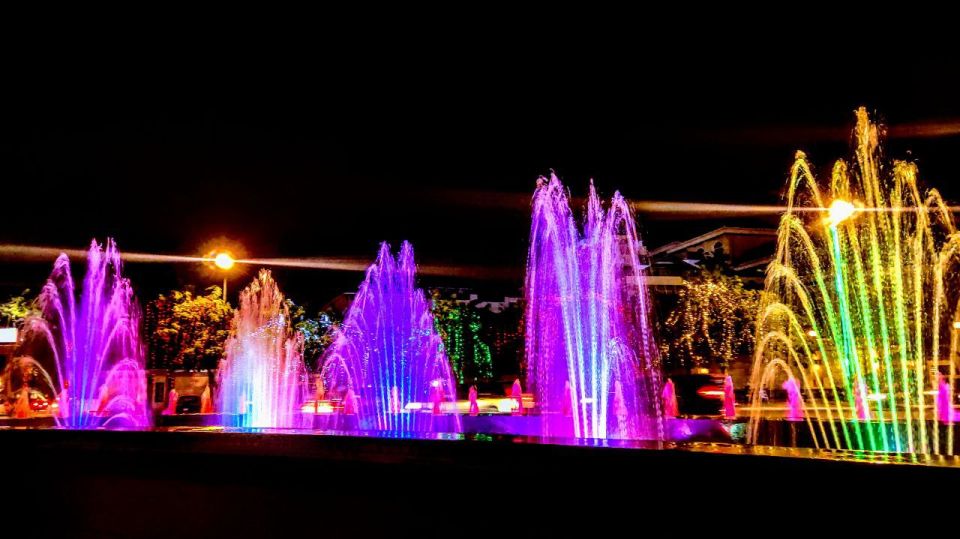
154, 412, 746, 442
752, 417, 960, 452
3, 427, 958, 537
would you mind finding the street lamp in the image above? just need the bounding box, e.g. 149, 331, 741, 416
212, 251, 235, 299
826, 199, 857, 227
214, 252, 235, 271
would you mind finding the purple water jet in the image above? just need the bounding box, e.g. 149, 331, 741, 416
320, 242, 459, 433
21, 239, 150, 428
524, 175, 662, 439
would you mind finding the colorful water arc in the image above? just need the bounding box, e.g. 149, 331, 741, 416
320, 242, 460, 433
525, 174, 662, 440
21, 239, 150, 428
749, 108, 960, 454
216, 270, 307, 428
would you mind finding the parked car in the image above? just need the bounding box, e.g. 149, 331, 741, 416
0, 389, 50, 416
175, 395, 201, 414
671, 374, 726, 416
29, 390, 49, 412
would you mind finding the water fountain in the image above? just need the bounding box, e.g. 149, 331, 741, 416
320, 242, 460, 433
749, 108, 960, 454
525, 174, 662, 440
19, 239, 150, 428
216, 270, 307, 428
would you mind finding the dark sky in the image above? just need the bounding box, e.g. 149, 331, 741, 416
4, 41, 960, 306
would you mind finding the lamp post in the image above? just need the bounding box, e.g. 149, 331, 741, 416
214, 252, 236, 300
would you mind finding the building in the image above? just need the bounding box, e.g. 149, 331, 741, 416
648, 227, 777, 284
431, 288, 522, 314
0, 327, 17, 378
648, 227, 777, 384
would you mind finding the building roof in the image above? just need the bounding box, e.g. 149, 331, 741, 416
732, 256, 772, 273
651, 227, 777, 256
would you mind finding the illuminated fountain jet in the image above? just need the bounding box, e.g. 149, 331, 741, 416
525, 175, 662, 440
320, 242, 459, 433
20, 239, 150, 428
750, 108, 960, 454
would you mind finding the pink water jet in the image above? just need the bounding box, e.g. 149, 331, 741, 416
854, 381, 871, 421
468, 385, 479, 416
163, 388, 179, 416
343, 388, 358, 415
938, 375, 959, 423
390, 386, 402, 414
431, 384, 443, 415
200, 385, 214, 414
782, 376, 803, 421
511, 378, 523, 416
662, 379, 679, 418
723, 375, 736, 419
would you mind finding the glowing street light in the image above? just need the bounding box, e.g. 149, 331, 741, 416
826, 199, 857, 227
825, 199, 858, 376
214, 252, 235, 270
199, 238, 245, 302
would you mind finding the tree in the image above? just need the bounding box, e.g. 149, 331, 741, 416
285, 299, 342, 370
431, 291, 493, 384
145, 286, 234, 370
661, 271, 760, 371
0, 290, 37, 327
482, 300, 524, 380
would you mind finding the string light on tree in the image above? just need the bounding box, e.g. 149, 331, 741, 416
431, 291, 494, 383
662, 271, 760, 370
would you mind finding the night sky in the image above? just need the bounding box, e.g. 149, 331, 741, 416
4, 42, 960, 307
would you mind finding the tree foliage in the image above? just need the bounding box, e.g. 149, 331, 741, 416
285, 299, 341, 370
0, 290, 37, 327
661, 271, 760, 371
145, 286, 234, 370
431, 291, 493, 384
